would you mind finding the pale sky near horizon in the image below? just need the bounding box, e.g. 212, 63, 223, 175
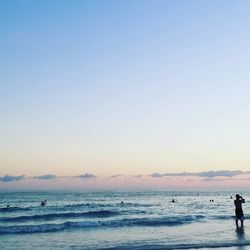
1, 0, 250, 188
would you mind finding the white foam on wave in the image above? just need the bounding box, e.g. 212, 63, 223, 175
0, 215, 204, 234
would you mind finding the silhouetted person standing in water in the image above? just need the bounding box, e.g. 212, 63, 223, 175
234, 194, 245, 228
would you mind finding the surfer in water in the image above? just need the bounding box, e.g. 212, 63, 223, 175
234, 194, 245, 228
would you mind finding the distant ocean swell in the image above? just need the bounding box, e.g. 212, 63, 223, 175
0, 207, 32, 212
0, 202, 156, 213
0, 210, 118, 222
1, 210, 245, 223
0, 215, 203, 234
65, 202, 157, 208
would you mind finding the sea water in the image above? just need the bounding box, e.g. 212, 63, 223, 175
0, 191, 249, 250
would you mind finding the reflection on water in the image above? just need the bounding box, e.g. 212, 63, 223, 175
236, 227, 245, 250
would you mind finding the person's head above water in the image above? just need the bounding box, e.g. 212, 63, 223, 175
236, 194, 241, 199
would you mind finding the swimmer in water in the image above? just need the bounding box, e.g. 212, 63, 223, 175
41, 200, 47, 206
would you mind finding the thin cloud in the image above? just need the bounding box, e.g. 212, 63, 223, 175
150, 170, 250, 178
134, 175, 143, 178
150, 173, 164, 178
0, 175, 25, 182
110, 174, 124, 178
34, 174, 57, 180
74, 173, 97, 179
202, 177, 226, 182
196, 170, 246, 178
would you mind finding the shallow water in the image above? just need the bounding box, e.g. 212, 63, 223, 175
0, 191, 249, 249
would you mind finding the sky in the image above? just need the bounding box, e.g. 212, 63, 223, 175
1, 0, 250, 189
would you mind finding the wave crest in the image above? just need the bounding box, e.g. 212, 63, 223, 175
0, 210, 118, 222
0, 215, 203, 234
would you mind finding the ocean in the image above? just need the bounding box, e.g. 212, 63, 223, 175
0, 190, 249, 250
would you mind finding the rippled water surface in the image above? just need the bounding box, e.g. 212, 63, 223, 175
0, 191, 249, 249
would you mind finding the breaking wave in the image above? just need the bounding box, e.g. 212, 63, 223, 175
0, 215, 204, 234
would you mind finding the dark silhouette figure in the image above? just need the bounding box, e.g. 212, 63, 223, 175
41, 200, 47, 206
171, 199, 175, 203
234, 194, 245, 228
6, 205, 10, 208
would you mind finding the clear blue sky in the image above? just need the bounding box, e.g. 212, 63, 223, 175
1, 0, 250, 180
